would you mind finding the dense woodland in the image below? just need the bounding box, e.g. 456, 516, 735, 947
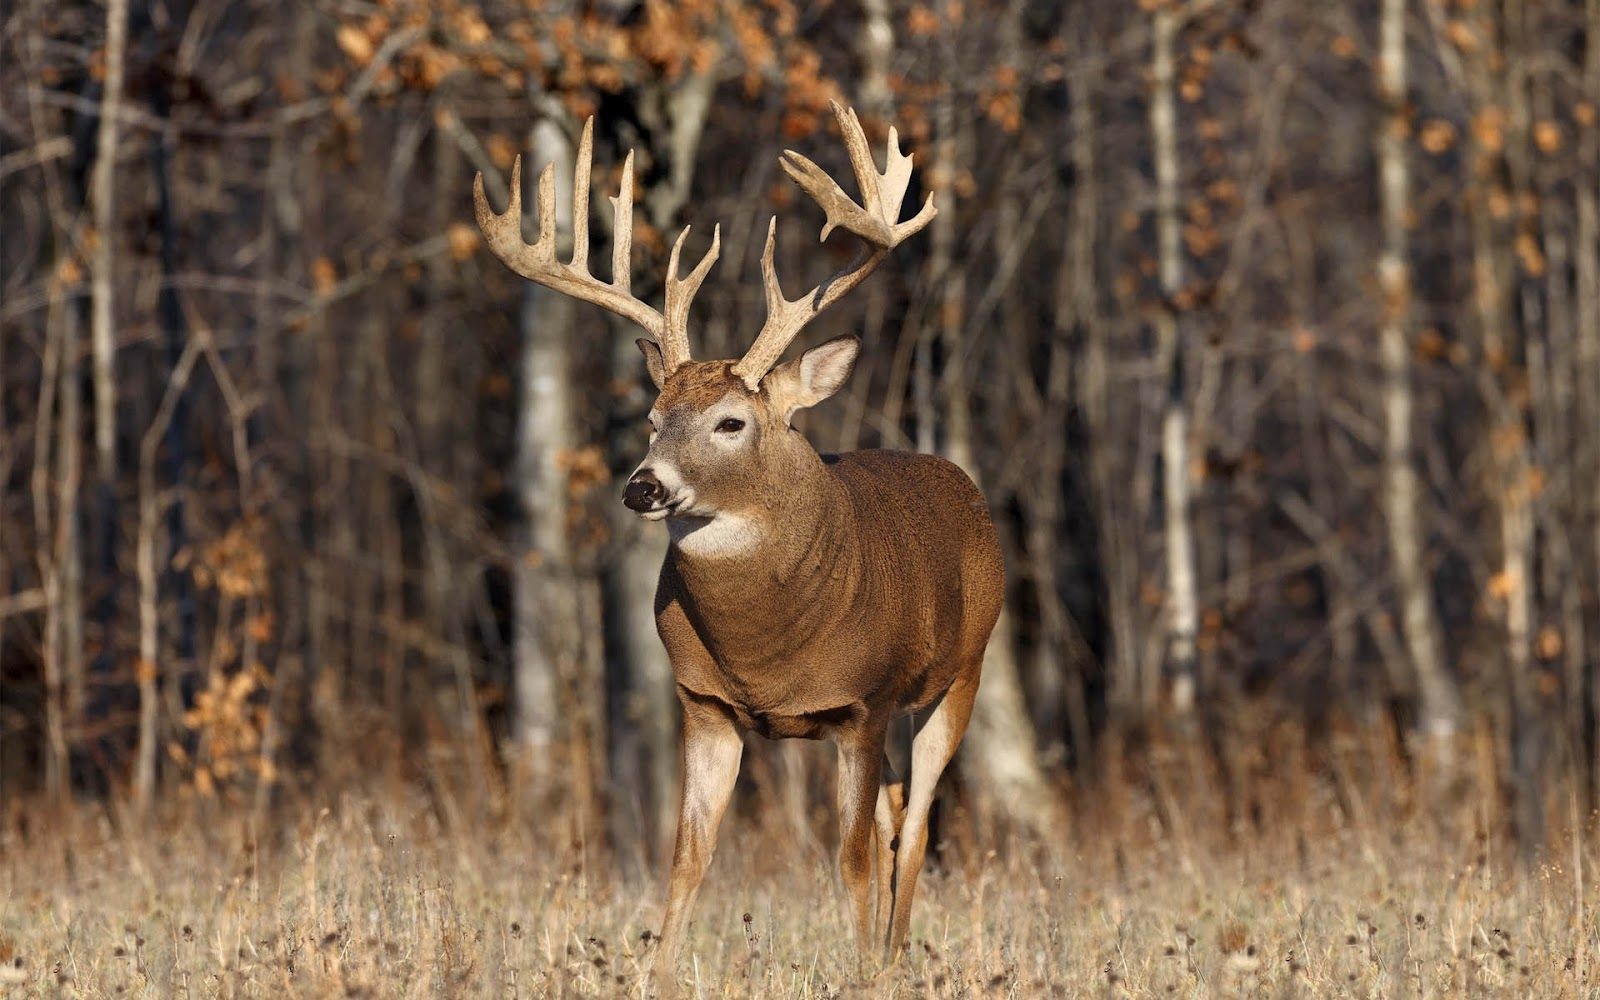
2, 0, 1599, 863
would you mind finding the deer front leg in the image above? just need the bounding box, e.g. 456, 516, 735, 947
836, 724, 886, 968
653, 689, 743, 996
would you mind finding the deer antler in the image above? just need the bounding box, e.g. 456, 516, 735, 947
473, 118, 719, 374
730, 101, 937, 390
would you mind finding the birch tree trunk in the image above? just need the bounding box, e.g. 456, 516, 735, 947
89, 0, 126, 485
1499, 0, 1544, 856
39, 287, 76, 803
83, 3, 129, 776
513, 113, 581, 790
53, 311, 86, 800
1377, 0, 1460, 743
1150, 1, 1199, 713
859, 0, 894, 119
1440, 0, 1543, 851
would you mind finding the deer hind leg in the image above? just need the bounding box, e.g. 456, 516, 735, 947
886, 668, 979, 959
836, 726, 886, 967
653, 691, 743, 997
872, 753, 906, 951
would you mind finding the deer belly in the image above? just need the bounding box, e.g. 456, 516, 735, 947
728, 701, 856, 741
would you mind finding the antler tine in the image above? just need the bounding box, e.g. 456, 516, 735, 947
474, 119, 728, 373
729, 102, 937, 390
611, 150, 635, 298
473, 152, 531, 265
662, 224, 720, 370
878, 125, 913, 222
536, 159, 557, 249
759, 217, 786, 317
571, 118, 593, 273
834, 103, 885, 225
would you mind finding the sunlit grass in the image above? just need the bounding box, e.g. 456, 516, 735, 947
2, 783, 1596, 998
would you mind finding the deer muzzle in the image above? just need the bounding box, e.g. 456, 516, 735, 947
624, 469, 667, 513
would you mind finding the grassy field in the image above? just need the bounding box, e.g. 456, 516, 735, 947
2, 780, 1597, 999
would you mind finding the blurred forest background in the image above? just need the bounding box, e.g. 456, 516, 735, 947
2, 0, 1599, 869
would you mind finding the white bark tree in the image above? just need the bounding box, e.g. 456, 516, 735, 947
89, 0, 127, 485
513, 111, 582, 787
1377, 0, 1461, 742
1150, 0, 1199, 713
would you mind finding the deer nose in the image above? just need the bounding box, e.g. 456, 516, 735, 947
624, 469, 665, 511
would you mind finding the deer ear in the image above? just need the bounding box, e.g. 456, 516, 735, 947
766, 335, 860, 423
637, 338, 667, 389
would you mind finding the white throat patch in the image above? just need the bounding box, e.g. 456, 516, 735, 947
668, 512, 763, 559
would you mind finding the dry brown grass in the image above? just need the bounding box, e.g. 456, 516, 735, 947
2, 775, 1598, 1000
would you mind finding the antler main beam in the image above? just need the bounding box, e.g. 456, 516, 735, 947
730, 101, 937, 390
473, 118, 719, 373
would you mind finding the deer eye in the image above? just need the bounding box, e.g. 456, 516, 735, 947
714, 417, 745, 434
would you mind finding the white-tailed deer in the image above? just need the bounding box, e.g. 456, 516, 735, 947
474, 102, 1004, 989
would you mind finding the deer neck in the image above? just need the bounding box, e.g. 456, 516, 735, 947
665, 451, 856, 665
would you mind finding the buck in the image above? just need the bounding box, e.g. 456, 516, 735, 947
474, 102, 1004, 988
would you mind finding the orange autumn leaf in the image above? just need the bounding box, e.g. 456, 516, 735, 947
1415, 327, 1448, 361
447, 222, 481, 262
1419, 119, 1457, 154
485, 133, 519, 170
248, 612, 275, 644
311, 257, 338, 297
1537, 626, 1563, 661
907, 4, 939, 36
1525, 465, 1546, 499
336, 24, 375, 66
1533, 121, 1561, 154
1444, 19, 1479, 53
1515, 232, 1545, 277
1486, 569, 1517, 601
1472, 106, 1506, 152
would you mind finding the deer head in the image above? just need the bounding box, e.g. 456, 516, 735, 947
473, 101, 935, 549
